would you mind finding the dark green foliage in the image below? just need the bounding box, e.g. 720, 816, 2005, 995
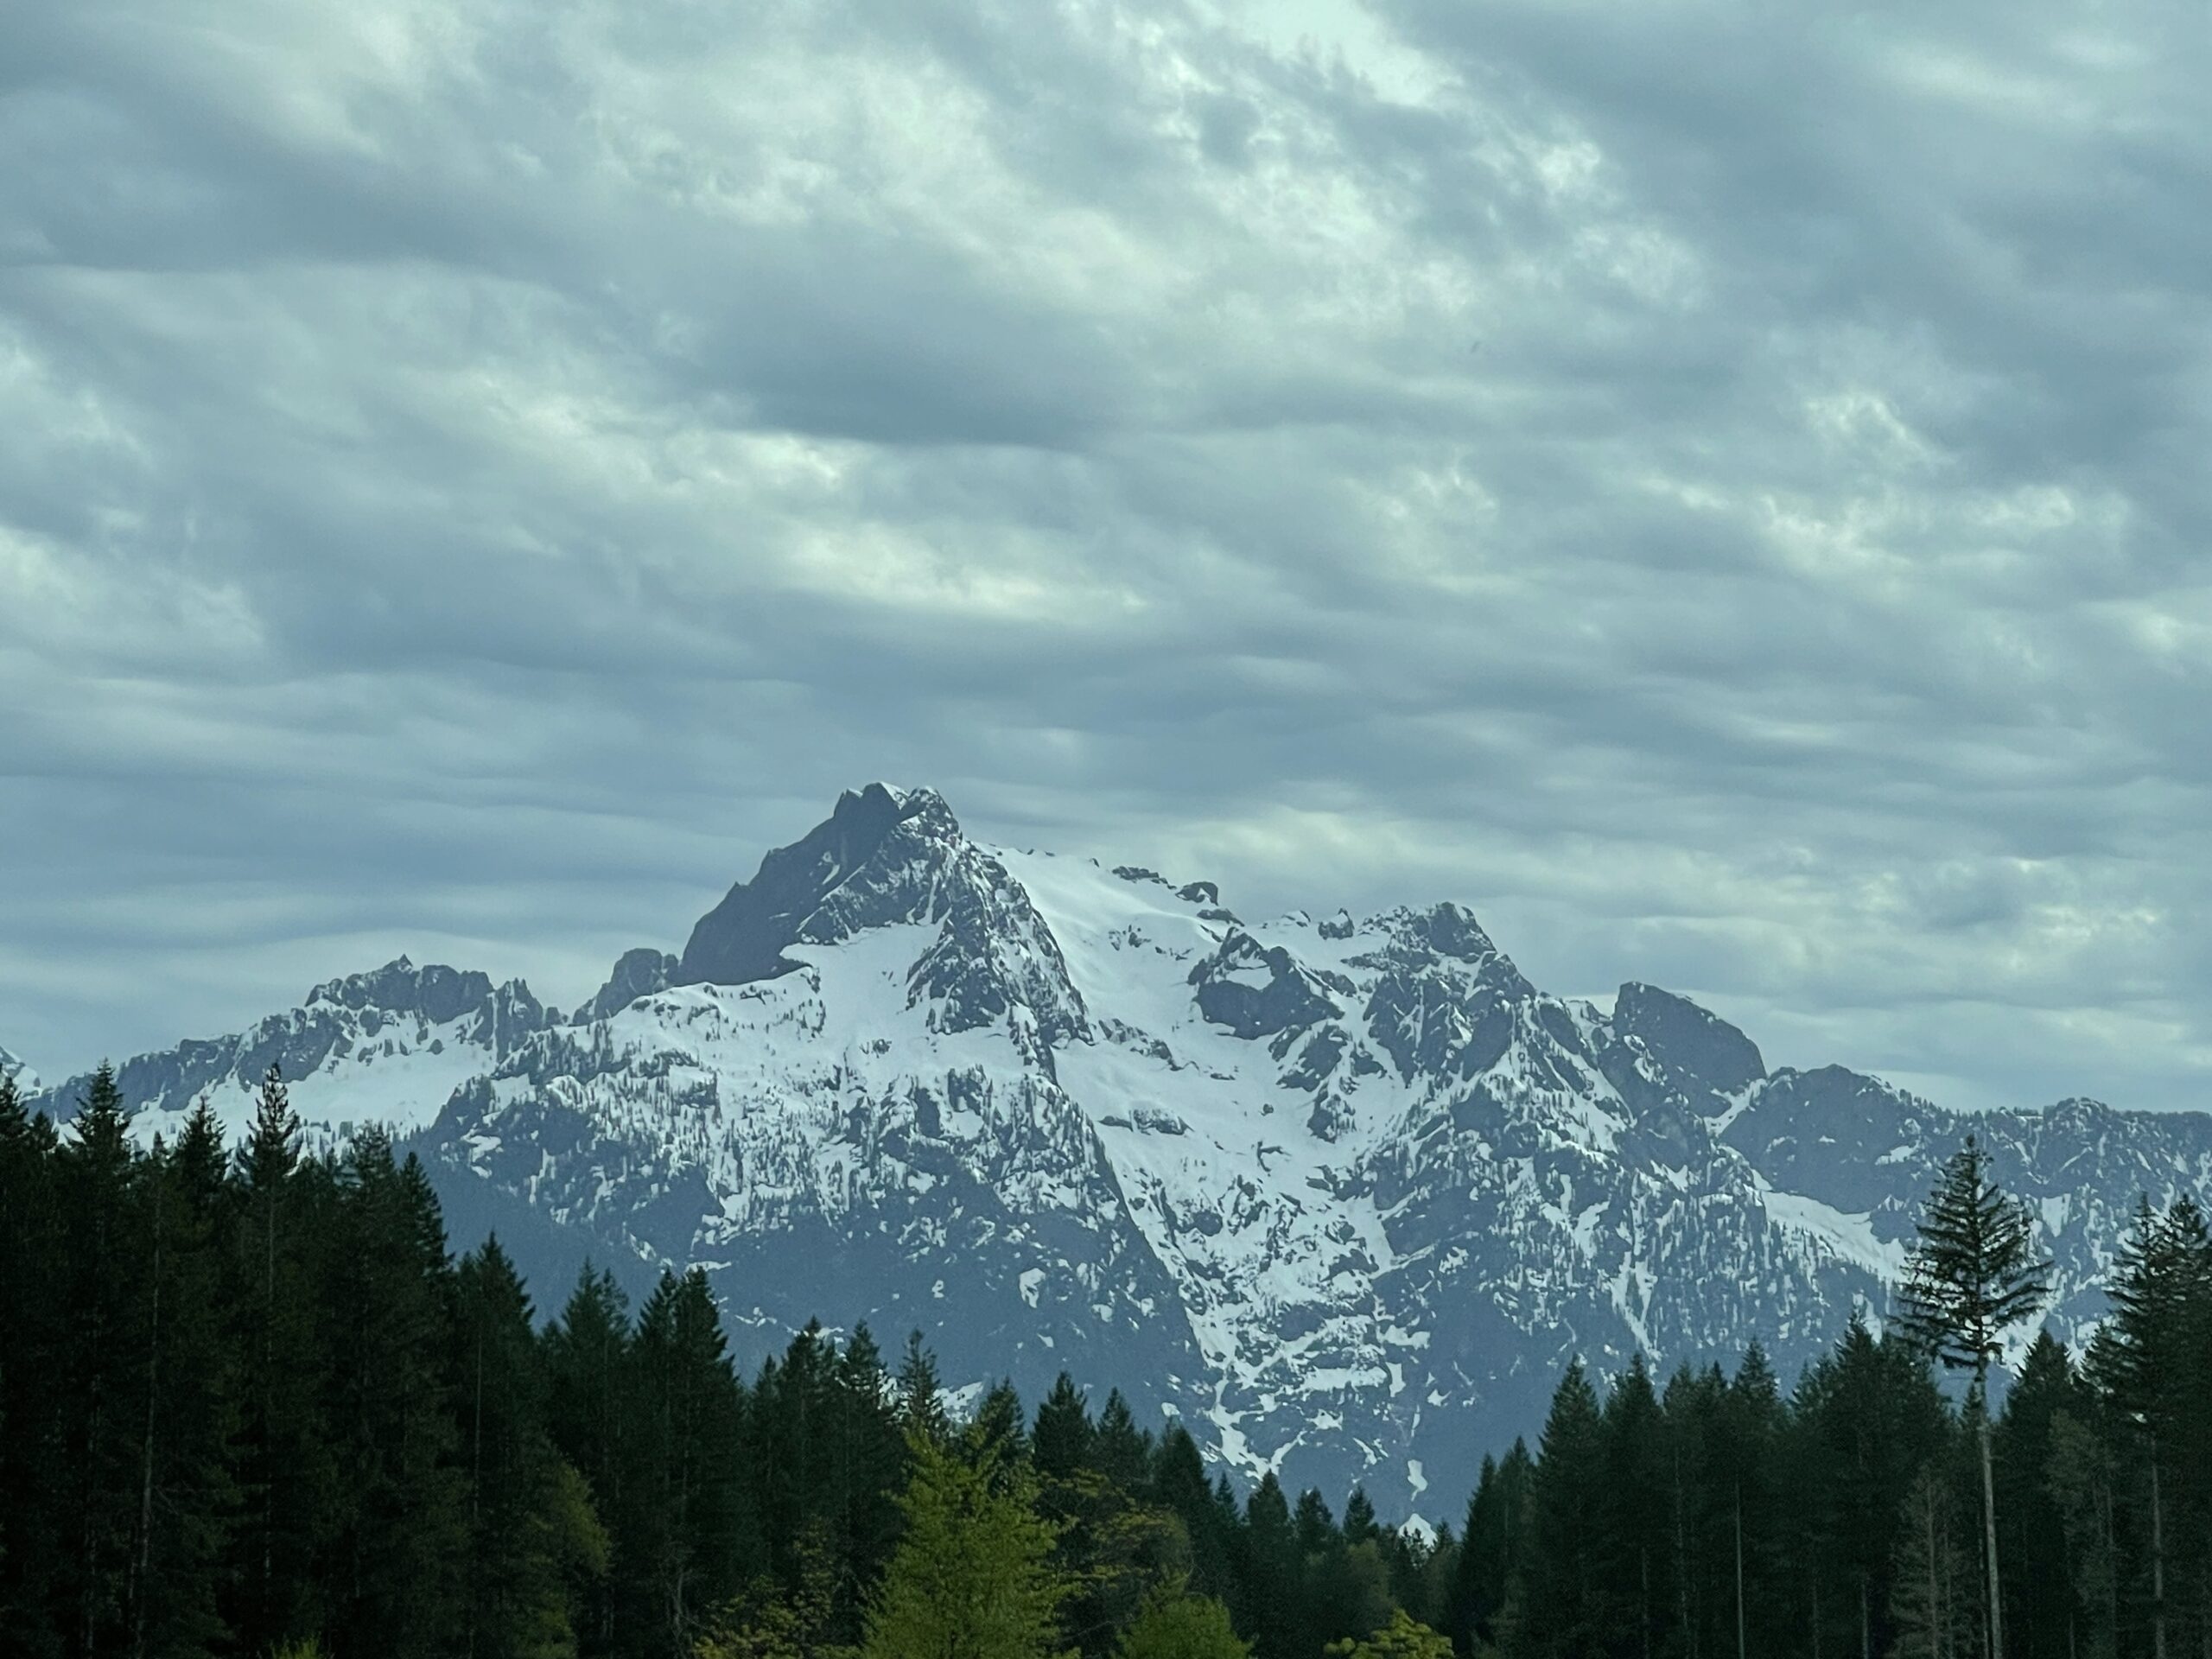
1035, 1374, 1096, 1483
0, 1068, 67, 1657
626, 1268, 751, 1656
895, 1329, 950, 1445
543, 1264, 634, 1655
131, 1103, 242, 1659
2094, 1197, 2212, 1658
229, 1063, 336, 1657
1519, 1363, 1604, 1659
321, 1133, 469, 1659
1995, 1332, 2083, 1659
1896, 1138, 2052, 1659
57, 1063, 147, 1657
1896, 1138, 2052, 1379
455, 1237, 605, 1659
1597, 1353, 1672, 1657
1448, 1442, 1530, 1656
8, 1096, 2212, 1659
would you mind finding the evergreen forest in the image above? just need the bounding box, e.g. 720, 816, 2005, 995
6, 1061, 2212, 1659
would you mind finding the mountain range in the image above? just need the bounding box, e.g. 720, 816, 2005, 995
21, 783, 2212, 1522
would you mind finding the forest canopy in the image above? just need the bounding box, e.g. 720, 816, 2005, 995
3, 1064, 2210, 1659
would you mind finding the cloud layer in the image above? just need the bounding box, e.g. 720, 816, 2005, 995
3, 0, 2207, 1114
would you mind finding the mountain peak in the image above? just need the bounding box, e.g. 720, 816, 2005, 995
1611, 981, 1765, 1097
577, 947, 679, 1024
0, 1044, 37, 1093
676, 783, 967, 988
1397, 900, 1501, 963
305, 957, 497, 1024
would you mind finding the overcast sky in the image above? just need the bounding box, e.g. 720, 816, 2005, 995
3, 0, 2207, 1113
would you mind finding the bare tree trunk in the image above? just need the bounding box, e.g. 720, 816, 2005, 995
1674, 1445, 1697, 1659
1980, 1403, 2004, 1659
1926, 1483, 1944, 1659
2152, 1434, 2170, 1659
133, 1176, 164, 1659
261, 1191, 276, 1624
1735, 1483, 1747, 1659
468, 1315, 484, 1659
2100, 1471, 2118, 1659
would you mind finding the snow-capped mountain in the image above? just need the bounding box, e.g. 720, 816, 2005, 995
29, 958, 550, 1153
31, 785, 2212, 1519
0, 1043, 38, 1092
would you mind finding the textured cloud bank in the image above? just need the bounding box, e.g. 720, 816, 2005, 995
2, 0, 2206, 1112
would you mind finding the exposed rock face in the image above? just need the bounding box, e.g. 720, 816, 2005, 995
577, 948, 679, 1024
674, 783, 915, 988
40, 786, 2212, 1522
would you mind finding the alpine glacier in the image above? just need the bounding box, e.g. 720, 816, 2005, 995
29, 784, 2212, 1520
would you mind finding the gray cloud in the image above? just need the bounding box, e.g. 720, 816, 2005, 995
2, 0, 2206, 1116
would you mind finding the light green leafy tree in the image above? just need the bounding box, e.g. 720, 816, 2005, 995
861, 1429, 1073, 1659
1112, 1585, 1249, 1659
1324, 1608, 1455, 1659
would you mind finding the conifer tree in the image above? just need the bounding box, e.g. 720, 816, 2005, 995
130, 1102, 239, 1659
323, 1128, 467, 1659
1600, 1354, 1673, 1659
2097, 1198, 2212, 1659
0, 1070, 66, 1657
1659, 1362, 1726, 1659
543, 1263, 632, 1657
1034, 1375, 1096, 1484
1520, 1363, 1604, 1659
1092, 1392, 1153, 1495
897, 1331, 950, 1446
1295, 1489, 1338, 1560
456, 1237, 604, 1659
972, 1380, 1033, 1477
1149, 1427, 1233, 1604
628, 1268, 749, 1657
2045, 1392, 2122, 1659
1448, 1440, 1529, 1657
830, 1324, 907, 1642
1240, 1474, 1300, 1659
58, 1062, 143, 1657
1993, 1332, 2081, 1659
1897, 1136, 2050, 1659
1722, 1344, 1785, 1659
229, 1062, 332, 1656
1343, 1491, 1380, 1548
750, 1323, 839, 1583
1792, 1316, 1950, 1659
1890, 1469, 1975, 1659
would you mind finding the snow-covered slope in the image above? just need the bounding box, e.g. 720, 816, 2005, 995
29, 958, 550, 1153
0, 1043, 38, 1093
38, 785, 2212, 1518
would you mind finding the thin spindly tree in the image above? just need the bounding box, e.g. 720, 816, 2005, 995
1896, 1137, 2050, 1659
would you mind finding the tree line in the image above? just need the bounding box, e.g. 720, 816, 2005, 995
3, 1062, 2210, 1659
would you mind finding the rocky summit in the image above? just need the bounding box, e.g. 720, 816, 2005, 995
31, 784, 2212, 1522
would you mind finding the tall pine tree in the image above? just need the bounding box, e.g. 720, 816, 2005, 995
1897, 1136, 2050, 1659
